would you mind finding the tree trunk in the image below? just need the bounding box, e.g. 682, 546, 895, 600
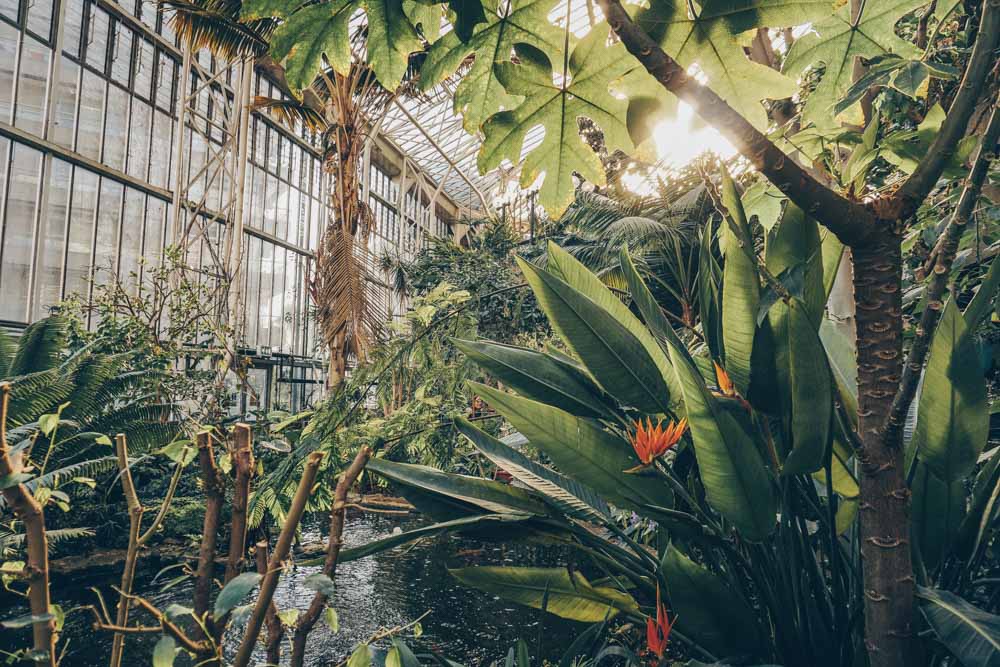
851, 235, 915, 667
225, 424, 254, 584
110, 434, 144, 667
0, 386, 55, 667
255, 540, 284, 666
193, 430, 225, 657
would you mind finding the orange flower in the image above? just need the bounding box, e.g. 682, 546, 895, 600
646, 586, 675, 661
714, 362, 736, 397
627, 417, 687, 467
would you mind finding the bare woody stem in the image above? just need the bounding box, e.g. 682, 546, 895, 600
885, 99, 1000, 444
109, 434, 145, 667
290, 445, 373, 667
892, 1, 1000, 219
225, 423, 254, 584
193, 430, 225, 643
232, 451, 326, 667
0, 383, 56, 667
255, 540, 284, 666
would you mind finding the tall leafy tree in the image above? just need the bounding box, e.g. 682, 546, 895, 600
231, 0, 1000, 664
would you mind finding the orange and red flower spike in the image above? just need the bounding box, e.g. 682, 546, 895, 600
626, 417, 687, 471
713, 361, 736, 397
645, 585, 675, 662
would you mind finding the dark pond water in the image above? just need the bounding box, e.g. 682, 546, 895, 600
1, 513, 583, 665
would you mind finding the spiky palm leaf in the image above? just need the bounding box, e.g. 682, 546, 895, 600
162, 0, 275, 60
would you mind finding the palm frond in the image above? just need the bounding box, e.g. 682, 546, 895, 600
0, 527, 96, 551
162, 0, 274, 61
0, 457, 118, 513
9, 316, 70, 375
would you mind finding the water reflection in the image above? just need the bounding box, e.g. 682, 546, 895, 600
2, 513, 582, 665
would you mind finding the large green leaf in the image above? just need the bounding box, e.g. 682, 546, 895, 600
470, 382, 674, 514
956, 450, 1000, 562
454, 416, 611, 522
515, 257, 672, 414
770, 298, 832, 475
635, 0, 819, 130
420, 0, 562, 132
450, 566, 640, 622
883, 104, 978, 178
765, 203, 825, 326
698, 223, 724, 361
912, 461, 965, 571
662, 547, 765, 658
783, 0, 926, 127
243, 0, 423, 90
367, 458, 550, 516
914, 299, 988, 482
660, 330, 776, 539
719, 166, 759, 396
917, 587, 1000, 667
964, 257, 1000, 333
452, 339, 614, 419
479, 24, 638, 217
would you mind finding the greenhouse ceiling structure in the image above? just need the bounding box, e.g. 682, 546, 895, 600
0, 0, 555, 412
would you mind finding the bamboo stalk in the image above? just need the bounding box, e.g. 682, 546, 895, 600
232, 451, 325, 667
290, 446, 372, 667
225, 423, 254, 584
193, 430, 225, 641
0, 383, 56, 667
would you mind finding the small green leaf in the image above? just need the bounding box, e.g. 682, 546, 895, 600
94, 434, 113, 447
213, 572, 261, 618
277, 609, 300, 626
164, 604, 192, 619
347, 644, 371, 667
325, 607, 340, 633
412, 621, 423, 638
38, 412, 60, 437
152, 636, 176, 667
303, 572, 337, 597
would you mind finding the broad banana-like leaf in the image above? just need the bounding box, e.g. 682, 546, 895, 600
771, 298, 832, 476
469, 382, 673, 514
912, 461, 966, 572
917, 587, 1000, 666
660, 331, 776, 539
719, 166, 759, 396
662, 547, 766, 658
419, 0, 562, 132
515, 256, 672, 414
821, 229, 845, 301
366, 458, 549, 516
619, 249, 692, 369
784, 0, 925, 128
964, 257, 1000, 333
450, 566, 640, 622
956, 449, 1000, 562
765, 203, 825, 327
914, 299, 988, 482
452, 339, 615, 419
545, 242, 678, 406
335, 513, 536, 564
819, 317, 858, 418
698, 223, 724, 361
454, 417, 611, 522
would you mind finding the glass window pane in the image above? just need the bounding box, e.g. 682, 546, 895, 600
65, 167, 97, 299
14, 35, 50, 136
110, 21, 131, 85
76, 70, 105, 159
1, 143, 42, 321
155, 51, 174, 112
127, 98, 151, 180
85, 7, 109, 73
149, 109, 171, 188
271, 247, 284, 349
33, 157, 71, 319
26, 0, 53, 41
0, 22, 18, 124
119, 188, 144, 293
258, 239, 272, 347
103, 85, 128, 171
51, 56, 79, 149
63, 0, 84, 58
1, 0, 19, 22
141, 196, 165, 274
134, 39, 154, 100
94, 178, 122, 285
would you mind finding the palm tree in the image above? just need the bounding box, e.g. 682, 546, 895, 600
165, 0, 430, 389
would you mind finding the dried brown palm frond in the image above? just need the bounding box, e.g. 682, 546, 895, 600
162, 0, 275, 60
252, 96, 328, 133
